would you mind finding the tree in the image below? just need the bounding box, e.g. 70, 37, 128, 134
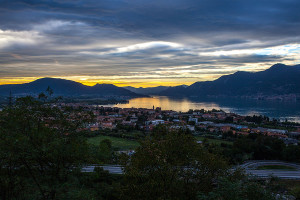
38, 92, 47, 102
97, 139, 113, 163
229, 134, 286, 163
46, 86, 54, 97
0, 96, 92, 199
197, 178, 276, 200
282, 145, 300, 162
121, 128, 228, 200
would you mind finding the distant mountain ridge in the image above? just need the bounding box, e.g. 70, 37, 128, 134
124, 85, 188, 95
160, 64, 300, 98
1, 64, 299, 99
0, 78, 144, 98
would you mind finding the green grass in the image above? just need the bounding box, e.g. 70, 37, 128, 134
256, 165, 297, 171
88, 135, 232, 151
269, 180, 300, 198
195, 136, 233, 145
87, 135, 140, 150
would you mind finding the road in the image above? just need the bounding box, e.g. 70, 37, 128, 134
239, 160, 300, 180
82, 161, 300, 180
82, 165, 123, 174
238, 160, 300, 170
246, 169, 300, 179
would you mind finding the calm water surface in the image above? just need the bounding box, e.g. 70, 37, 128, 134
107, 96, 300, 122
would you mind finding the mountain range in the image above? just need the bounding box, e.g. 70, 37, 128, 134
0, 64, 299, 99
0, 78, 144, 98
160, 63, 300, 98
124, 85, 188, 95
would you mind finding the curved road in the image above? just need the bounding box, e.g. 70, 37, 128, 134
238, 160, 300, 180
238, 160, 300, 170
82, 161, 300, 180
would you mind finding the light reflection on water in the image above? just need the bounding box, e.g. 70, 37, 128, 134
106, 96, 300, 122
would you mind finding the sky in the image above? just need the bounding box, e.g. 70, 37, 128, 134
0, 0, 300, 87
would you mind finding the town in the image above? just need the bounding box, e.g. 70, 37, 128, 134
50, 102, 300, 146
2, 97, 300, 199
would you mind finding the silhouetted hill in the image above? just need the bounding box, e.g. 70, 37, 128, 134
161, 64, 300, 98
1, 64, 299, 100
124, 86, 170, 95
0, 78, 144, 98
124, 85, 188, 95
158, 85, 188, 96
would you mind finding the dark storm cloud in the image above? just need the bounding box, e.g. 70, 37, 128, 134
0, 0, 300, 83
1, 0, 300, 38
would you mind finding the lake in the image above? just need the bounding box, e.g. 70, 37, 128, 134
107, 96, 300, 122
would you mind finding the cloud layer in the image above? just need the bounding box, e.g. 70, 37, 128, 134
0, 0, 300, 86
